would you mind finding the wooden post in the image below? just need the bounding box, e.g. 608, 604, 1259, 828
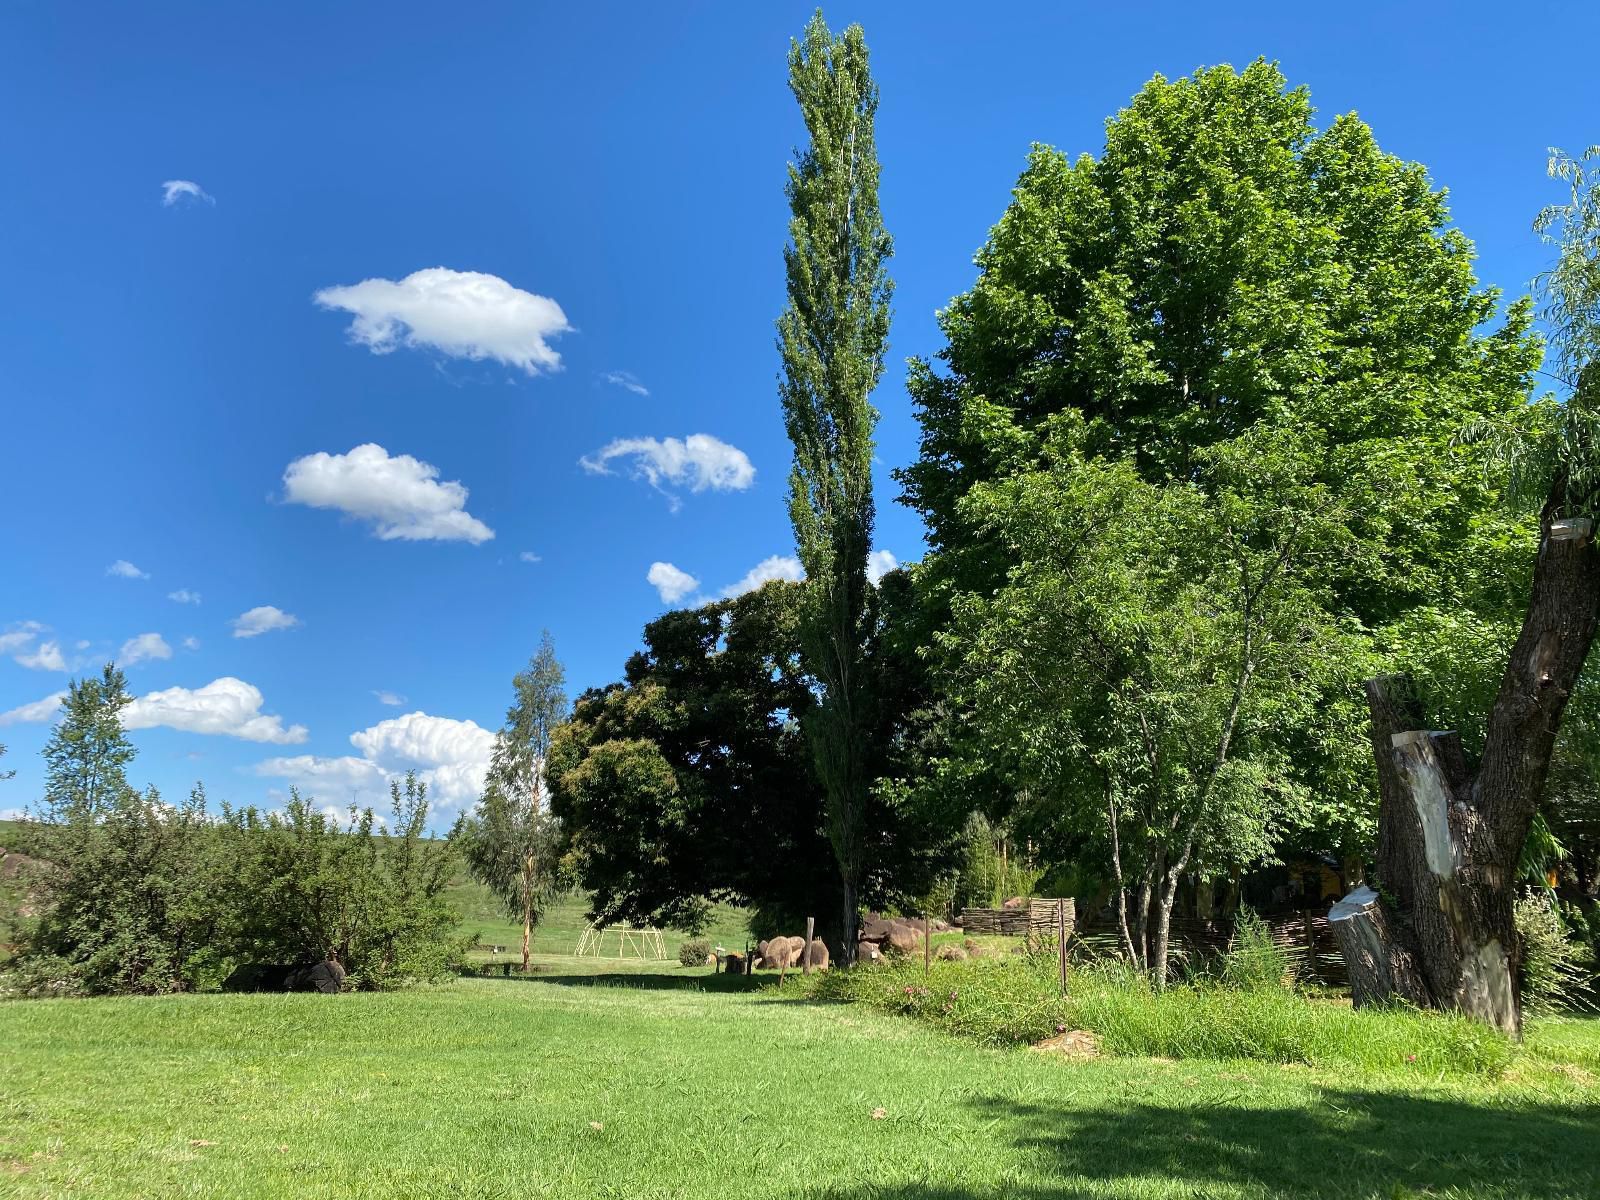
803, 916, 815, 977
924, 913, 931, 977
1057, 899, 1068, 996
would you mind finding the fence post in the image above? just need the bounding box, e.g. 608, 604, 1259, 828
803, 916, 814, 977
1057, 899, 1069, 996
924, 913, 932, 977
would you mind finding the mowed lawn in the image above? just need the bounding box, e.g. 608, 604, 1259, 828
3, 974, 1599, 1200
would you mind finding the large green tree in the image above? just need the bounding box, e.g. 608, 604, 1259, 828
456, 631, 568, 974
900, 62, 1540, 982
777, 11, 894, 961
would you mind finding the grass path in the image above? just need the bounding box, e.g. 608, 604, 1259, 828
3, 972, 1597, 1199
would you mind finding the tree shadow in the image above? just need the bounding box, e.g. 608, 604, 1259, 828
796, 1086, 1600, 1199
471, 968, 768, 993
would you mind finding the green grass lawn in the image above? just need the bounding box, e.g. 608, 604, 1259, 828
3, 972, 1597, 1200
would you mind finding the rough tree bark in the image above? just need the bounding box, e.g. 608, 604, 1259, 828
1331, 499, 1600, 1033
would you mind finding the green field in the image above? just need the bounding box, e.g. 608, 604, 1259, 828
2, 974, 1597, 1199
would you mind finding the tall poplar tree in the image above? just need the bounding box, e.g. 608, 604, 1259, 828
777, 11, 893, 962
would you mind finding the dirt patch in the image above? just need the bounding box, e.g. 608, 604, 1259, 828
1030, 1029, 1100, 1059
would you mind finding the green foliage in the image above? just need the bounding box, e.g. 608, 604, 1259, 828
1222, 907, 1294, 991
810, 954, 1513, 1074
952, 812, 999, 913
677, 937, 712, 967
18, 784, 231, 995
1515, 892, 1591, 1017
1536, 147, 1600, 390
40, 664, 136, 820
778, 11, 893, 951
549, 583, 839, 938
896, 60, 1542, 953
223, 775, 463, 988
456, 632, 568, 967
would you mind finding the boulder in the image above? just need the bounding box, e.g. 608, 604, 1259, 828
936, 944, 968, 962
802, 938, 830, 970
222, 962, 295, 992
762, 937, 794, 971
288, 958, 347, 993
856, 941, 883, 964
885, 921, 923, 954
860, 915, 893, 942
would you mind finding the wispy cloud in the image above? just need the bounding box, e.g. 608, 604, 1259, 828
0, 691, 66, 726
519, 551, 541, 564
161, 179, 214, 207
107, 560, 149, 580
580, 434, 755, 511
230, 606, 300, 639
119, 632, 173, 667
600, 370, 649, 397
168, 588, 202, 605
15, 640, 66, 671
373, 690, 406, 707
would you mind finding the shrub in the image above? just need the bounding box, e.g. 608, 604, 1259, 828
805, 954, 1513, 1074
1222, 907, 1294, 991
679, 938, 712, 967
1516, 892, 1590, 1015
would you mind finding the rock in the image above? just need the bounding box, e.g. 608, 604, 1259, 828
935, 944, 968, 962
222, 963, 295, 992
288, 958, 347, 993
885, 921, 923, 954
931, 919, 951, 932
1002, 896, 1026, 910
762, 937, 794, 971
856, 941, 883, 964
860, 915, 893, 942
803, 938, 830, 970
724, 952, 745, 974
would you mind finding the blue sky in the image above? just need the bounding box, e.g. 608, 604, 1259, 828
2, 2, 1596, 826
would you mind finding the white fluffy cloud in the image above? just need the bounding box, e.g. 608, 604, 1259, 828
15, 640, 66, 671
601, 370, 649, 396
720, 555, 804, 598
231, 606, 300, 639
123, 677, 308, 744
648, 561, 700, 604
868, 549, 898, 584
107, 559, 149, 580
580, 434, 755, 510
119, 632, 172, 666
161, 180, 213, 206
168, 589, 202, 604
256, 710, 495, 812
283, 443, 494, 544
313, 267, 571, 375
0, 691, 66, 726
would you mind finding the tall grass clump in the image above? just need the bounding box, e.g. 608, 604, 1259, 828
805, 950, 1513, 1074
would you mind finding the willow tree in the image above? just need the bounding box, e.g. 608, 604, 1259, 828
1332, 149, 1600, 1033
776, 11, 893, 962
457, 631, 567, 974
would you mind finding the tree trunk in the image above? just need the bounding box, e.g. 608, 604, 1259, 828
521, 857, 533, 975
1334, 500, 1600, 1033
841, 876, 858, 966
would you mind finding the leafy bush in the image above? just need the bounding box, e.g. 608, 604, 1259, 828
1222, 907, 1294, 990
805, 954, 1513, 1074
1516, 892, 1590, 1015
678, 938, 712, 967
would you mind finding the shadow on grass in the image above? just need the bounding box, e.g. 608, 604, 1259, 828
470, 969, 770, 994
796, 1087, 1600, 1200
